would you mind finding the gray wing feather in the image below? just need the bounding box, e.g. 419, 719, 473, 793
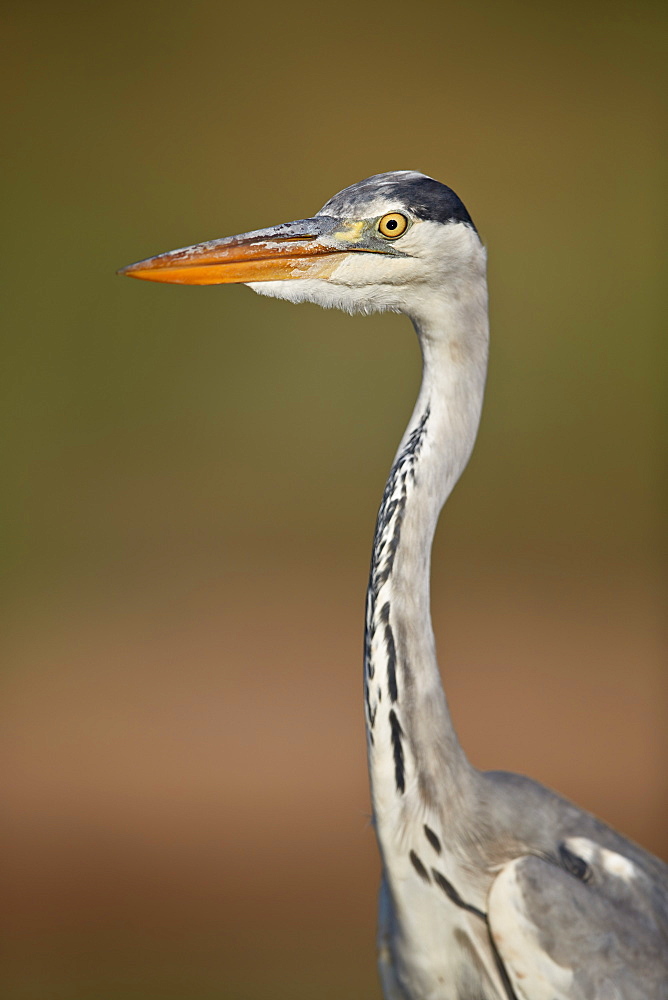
488, 839, 668, 1000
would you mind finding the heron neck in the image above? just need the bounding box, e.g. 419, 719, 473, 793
364, 281, 489, 833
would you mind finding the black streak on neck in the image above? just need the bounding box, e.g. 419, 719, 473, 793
364, 409, 430, 711
388, 709, 406, 793
380, 602, 398, 702
431, 868, 486, 920
424, 825, 442, 854
409, 850, 431, 883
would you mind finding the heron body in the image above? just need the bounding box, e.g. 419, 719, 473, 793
121, 171, 668, 999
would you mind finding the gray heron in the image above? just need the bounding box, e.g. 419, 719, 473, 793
121, 171, 668, 999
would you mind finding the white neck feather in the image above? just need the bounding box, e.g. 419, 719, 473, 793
365, 261, 489, 848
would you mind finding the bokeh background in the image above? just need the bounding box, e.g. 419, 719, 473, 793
2, 2, 666, 997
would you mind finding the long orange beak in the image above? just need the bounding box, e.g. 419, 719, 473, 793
118, 217, 350, 285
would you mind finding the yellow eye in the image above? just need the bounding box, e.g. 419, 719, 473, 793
377, 213, 408, 239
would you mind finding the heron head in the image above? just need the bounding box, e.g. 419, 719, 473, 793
119, 171, 485, 320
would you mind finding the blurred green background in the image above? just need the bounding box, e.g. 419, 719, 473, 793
2, 1, 666, 997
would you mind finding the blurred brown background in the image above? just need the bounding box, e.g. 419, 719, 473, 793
1, 1, 666, 997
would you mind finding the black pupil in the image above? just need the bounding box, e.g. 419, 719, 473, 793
386, 218, 398, 230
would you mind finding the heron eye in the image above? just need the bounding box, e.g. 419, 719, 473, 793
378, 213, 408, 239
